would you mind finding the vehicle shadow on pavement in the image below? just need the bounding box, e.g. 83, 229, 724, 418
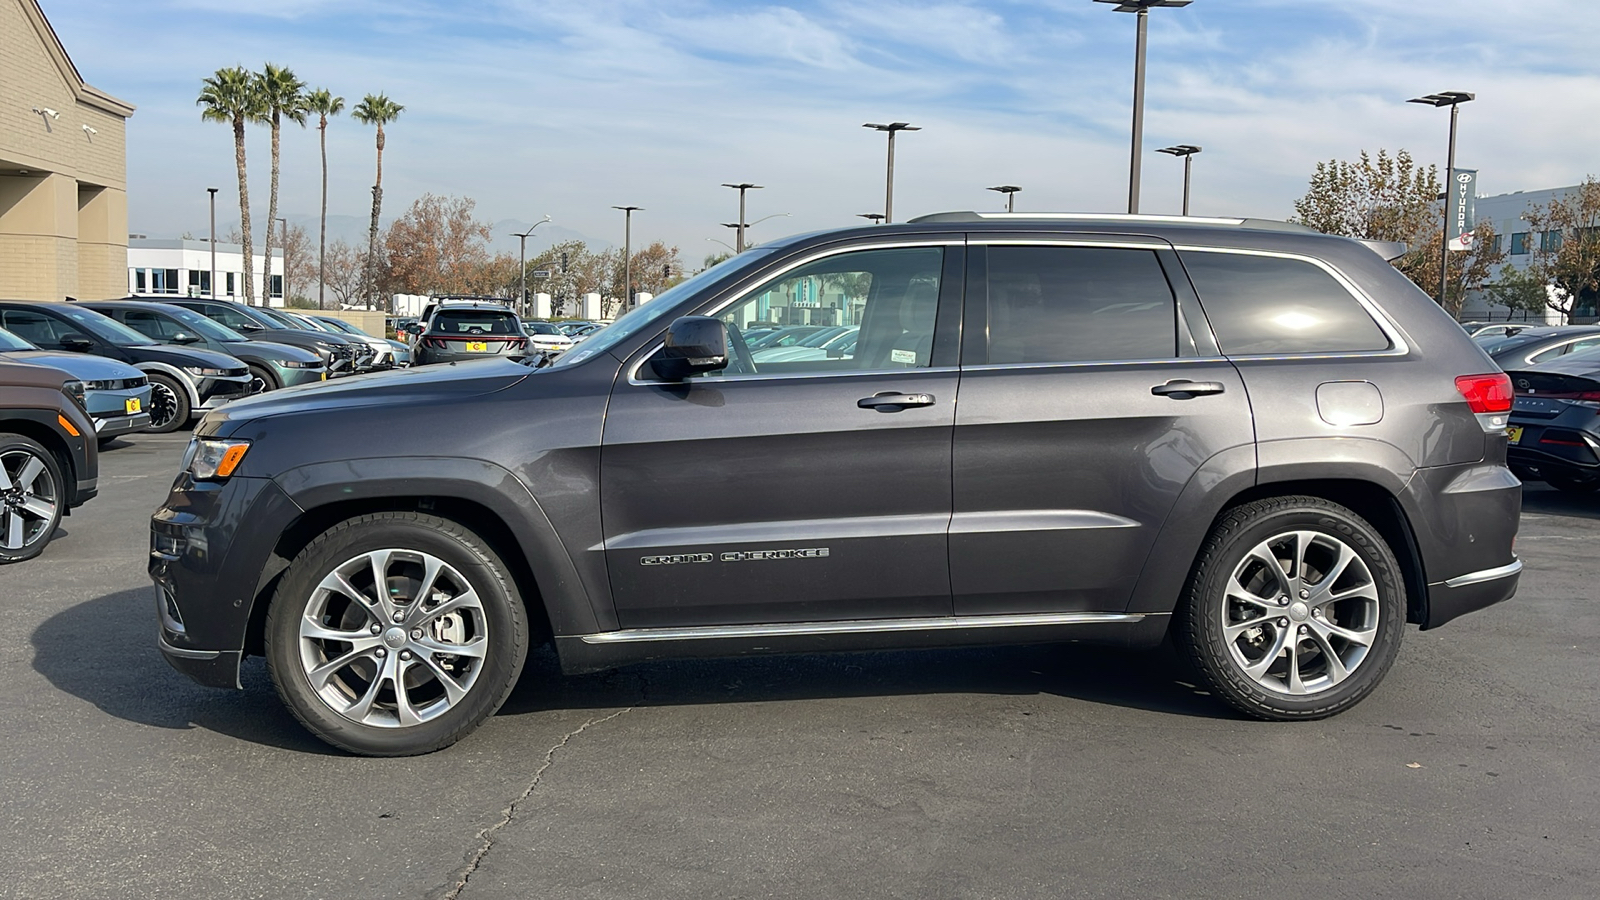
500, 640, 1236, 721
1521, 484, 1600, 521
31, 588, 338, 755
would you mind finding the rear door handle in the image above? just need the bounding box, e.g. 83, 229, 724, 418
1150, 380, 1225, 398
858, 392, 936, 411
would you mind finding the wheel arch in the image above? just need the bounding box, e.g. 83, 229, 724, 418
136, 361, 201, 407
0, 415, 77, 507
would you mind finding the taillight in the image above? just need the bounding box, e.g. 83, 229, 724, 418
1455, 373, 1513, 414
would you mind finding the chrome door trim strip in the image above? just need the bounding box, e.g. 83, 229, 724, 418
599, 512, 952, 551
949, 510, 1139, 532
1440, 558, 1523, 589
578, 611, 1147, 644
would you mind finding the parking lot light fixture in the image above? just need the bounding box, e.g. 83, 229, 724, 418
207, 187, 218, 299
721, 183, 763, 252
1155, 145, 1201, 215
513, 216, 552, 318
857, 212, 886, 224
987, 185, 1022, 213
1409, 91, 1474, 309
863, 122, 920, 223
612, 206, 643, 311
1095, 0, 1192, 214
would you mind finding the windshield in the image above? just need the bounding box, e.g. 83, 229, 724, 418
0, 327, 36, 351
58, 306, 158, 347
254, 308, 304, 329
164, 306, 249, 342
551, 249, 777, 368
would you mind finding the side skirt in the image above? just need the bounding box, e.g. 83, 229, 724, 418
553, 612, 1171, 675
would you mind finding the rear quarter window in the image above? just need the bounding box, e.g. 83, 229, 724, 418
1180, 251, 1391, 355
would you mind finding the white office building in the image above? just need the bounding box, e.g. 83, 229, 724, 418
1460, 183, 1589, 323
126, 237, 284, 306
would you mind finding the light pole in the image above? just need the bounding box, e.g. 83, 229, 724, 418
987, 185, 1022, 213
721, 183, 763, 253
513, 215, 552, 318
1155, 145, 1201, 215
863, 122, 919, 223
274, 217, 288, 305
1409, 90, 1475, 310
856, 213, 886, 224
613, 205, 642, 312
206, 187, 218, 299
1095, 0, 1192, 214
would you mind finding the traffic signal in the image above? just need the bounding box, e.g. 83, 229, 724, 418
663, 263, 672, 278
560, 252, 569, 273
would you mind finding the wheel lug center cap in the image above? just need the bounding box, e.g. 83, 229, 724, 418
1288, 601, 1310, 622
382, 626, 408, 649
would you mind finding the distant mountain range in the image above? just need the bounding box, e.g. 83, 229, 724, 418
164, 215, 608, 256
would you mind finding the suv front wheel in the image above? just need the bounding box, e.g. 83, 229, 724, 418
1178, 496, 1404, 720
265, 512, 529, 755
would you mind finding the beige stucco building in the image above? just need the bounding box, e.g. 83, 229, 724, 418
1, 0, 134, 302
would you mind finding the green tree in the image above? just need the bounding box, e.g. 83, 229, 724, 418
197, 67, 263, 306
1482, 264, 1549, 320
1522, 177, 1600, 321
255, 64, 306, 308
305, 88, 345, 310
352, 93, 404, 311
1292, 148, 1503, 315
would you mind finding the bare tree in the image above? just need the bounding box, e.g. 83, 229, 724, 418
1522, 177, 1600, 321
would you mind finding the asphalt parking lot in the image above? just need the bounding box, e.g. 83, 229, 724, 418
2, 433, 1596, 900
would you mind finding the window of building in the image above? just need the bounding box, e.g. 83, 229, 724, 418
1180, 251, 1391, 355
1490, 235, 1503, 255
984, 246, 1176, 364
187, 270, 212, 297
134, 269, 147, 293
1541, 230, 1564, 253
226, 272, 236, 296
1511, 232, 1531, 255
269, 275, 283, 298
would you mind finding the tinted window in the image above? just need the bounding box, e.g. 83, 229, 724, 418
0, 310, 71, 346
1181, 252, 1390, 355
985, 247, 1176, 364
433, 310, 520, 335
0, 326, 37, 351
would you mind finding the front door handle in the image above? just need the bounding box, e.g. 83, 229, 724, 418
1150, 380, 1226, 398
858, 392, 936, 411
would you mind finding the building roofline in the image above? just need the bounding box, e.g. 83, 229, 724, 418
20, 0, 136, 118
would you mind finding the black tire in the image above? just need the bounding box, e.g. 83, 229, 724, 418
0, 433, 66, 564
246, 363, 279, 395
1543, 472, 1600, 494
264, 512, 529, 756
145, 373, 191, 433
1177, 495, 1405, 721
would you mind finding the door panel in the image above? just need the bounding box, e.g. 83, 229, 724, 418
950, 241, 1253, 615
600, 243, 962, 629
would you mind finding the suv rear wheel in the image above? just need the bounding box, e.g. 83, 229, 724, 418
264, 512, 529, 755
1178, 496, 1404, 720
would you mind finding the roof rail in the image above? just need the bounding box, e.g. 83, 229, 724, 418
905, 211, 1316, 234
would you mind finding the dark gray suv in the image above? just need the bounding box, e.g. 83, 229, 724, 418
150, 213, 1522, 755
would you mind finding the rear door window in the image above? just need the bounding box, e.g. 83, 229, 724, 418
983, 246, 1177, 364
1180, 251, 1391, 355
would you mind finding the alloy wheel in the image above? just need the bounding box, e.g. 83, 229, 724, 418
0, 448, 59, 552
297, 548, 490, 728
1221, 530, 1380, 695
148, 380, 181, 429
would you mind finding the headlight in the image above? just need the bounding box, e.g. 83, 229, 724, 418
315, 340, 338, 351
184, 438, 251, 481
61, 380, 87, 409
183, 366, 230, 377
279, 360, 321, 369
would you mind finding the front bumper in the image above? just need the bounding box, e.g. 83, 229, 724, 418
93, 411, 152, 436
195, 374, 252, 411
276, 365, 328, 388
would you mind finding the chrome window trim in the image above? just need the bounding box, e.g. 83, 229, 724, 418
579, 611, 1149, 644
956, 212, 1245, 226
1168, 244, 1411, 359
960, 356, 1230, 372
627, 238, 962, 386
969, 237, 1173, 251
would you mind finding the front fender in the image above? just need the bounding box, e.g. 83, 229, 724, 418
137, 360, 201, 407
273, 456, 601, 635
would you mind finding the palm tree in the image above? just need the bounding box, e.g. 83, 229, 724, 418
351, 93, 403, 310
255, 64, 307, 307
305, 88, 345, 309
197, 67, 263, 306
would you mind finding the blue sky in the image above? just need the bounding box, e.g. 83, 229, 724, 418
43, 0, 1600, 260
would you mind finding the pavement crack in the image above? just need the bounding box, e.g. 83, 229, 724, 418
442, 707, 633, 899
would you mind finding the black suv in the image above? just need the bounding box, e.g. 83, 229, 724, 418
151, 213, 1522, 755
0, 302, 251, 433
406, 301, 530, 366
137, 297, 360, 376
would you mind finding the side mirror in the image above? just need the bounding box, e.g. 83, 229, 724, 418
404, 323, 424, 335
170, 332, 201, 344
237, 321, 263, 332
60, 333, 94, 352
651, 316, 728, 382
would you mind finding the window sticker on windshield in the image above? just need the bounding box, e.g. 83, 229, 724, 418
891, 348, 917, 365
